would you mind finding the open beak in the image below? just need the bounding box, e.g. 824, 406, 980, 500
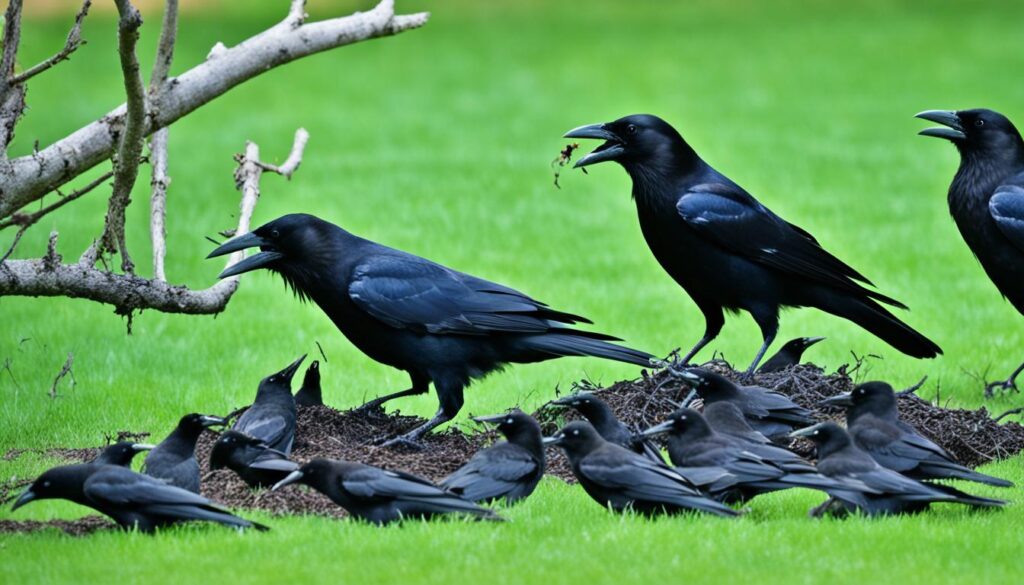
916, 110, 966, 141
207, 232, 283, 279
200, 415, 228, 428
271, 470, 305, 491
819, 392, 854, 408
472, 413, 508, 424
277, 355, 307, 384
563, 123, 624, 168
11, 489, 36, 511
789, 424, 821, 439
542, 435, 563, 447
131, 443, 156, 452
640, 420, 674, 438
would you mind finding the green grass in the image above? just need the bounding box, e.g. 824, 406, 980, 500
1, 0, 1023, 582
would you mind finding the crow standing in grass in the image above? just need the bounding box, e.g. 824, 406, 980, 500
544, 421, 738, 517
272, 458, 502, 525
916, 108, 1024, 394
821, 382, 1013, 487
440, 410, 545, 505
566, 114, 941, 374
757, 337, 825, 373
294, 360, 323, 407
12, 463, 267, 532
792, 422, 1006, 517
208, 214, 653, 447
91, 442, 154, 467
143, 414, 226, 493
209, 430, 299, 489
233, 356, 304, 455
548, 392, 664, 462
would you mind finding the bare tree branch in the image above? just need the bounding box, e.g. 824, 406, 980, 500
0, 0, 27, 158
7, 1, 92, 86
254, 128, 309, 179
148, 0, 178, 95
149, 129, 169, 281
286, 0, 308, 28
0, 0, 429, 219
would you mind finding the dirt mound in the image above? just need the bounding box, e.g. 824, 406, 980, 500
0, 516, 113, 536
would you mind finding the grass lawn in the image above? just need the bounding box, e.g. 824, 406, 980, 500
2, 0, 1023, 582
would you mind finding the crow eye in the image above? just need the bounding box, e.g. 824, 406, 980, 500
975, 119, 985, 127
506, 418, 513, 425
43, 481, 51, 488
627, 124, 637, 135
271, 229, 281, 238
572, 429, 580, 436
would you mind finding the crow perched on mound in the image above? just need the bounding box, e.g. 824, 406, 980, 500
548, 392, 664, 462
144, 413, 226, 493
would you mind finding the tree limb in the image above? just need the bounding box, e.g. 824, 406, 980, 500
0, 0, 26, 158
149, 129, 169, 281
7, 1, 92, 86
254, 128, 309, 179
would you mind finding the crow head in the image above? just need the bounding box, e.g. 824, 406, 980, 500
641, 408, 710, 441
917, 108, 1024, 158
12, 465, 92, 511
473, 409, 544, 452
564, 114, 697, 172
91, 441, 154, 467
542, 421, 604, 458
821, 381, 897, 422
208, 213, 337, 279
790, 422, 852, 459
255, 355, 306, 397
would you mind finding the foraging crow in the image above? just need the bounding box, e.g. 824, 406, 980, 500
548, 392, 664, 462
91, 442, 154, 467
792, 422, 1005, 516
916, 108, 1024, 393
208, 214, 653, 447
233, 356, 304, 455
566, 114, 940, 373
272, 458, 501, 525
209, 430, 299, 489
674, 367, 814, 439
143, 414, 226, 493
12, 462, 267, 532
703, 401, 819, 474
757, 337, 825, 373
821, 382, 1013, 487
544, 421, 738, 516
294, 360, 323, 407
440, 410, 545, 505
642, 409, 849, 504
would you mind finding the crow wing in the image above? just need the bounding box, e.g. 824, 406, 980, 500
441, 444, 538, 500
989, 181, 1024, 253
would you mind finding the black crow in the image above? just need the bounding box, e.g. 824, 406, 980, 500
544, 421, 738, 517
703, 401, 819, 474
565, 114, 941, 373
548, 392, 664, 462
674, 367, 814, 439
916, 108, 1024, 393
232, 356, 304, 455
143, 414, 226, 493
757, 337, 825, 373
440, 410, 545, 505
294, 360, 323, 407
792, 422, 1005, 517
209, 430, 299, 489
271, 458, 502, 525
208, 214, 653, 447
91, 441, 154, 467
821, 382, 1013, 487
642, 409, 850, 504
12, 463, 267, 532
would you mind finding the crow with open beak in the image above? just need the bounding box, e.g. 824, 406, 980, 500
232, 356, 305, 455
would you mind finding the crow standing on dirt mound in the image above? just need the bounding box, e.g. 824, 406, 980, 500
440, 410, 545, 505
548, 392, 664, 462
91, 441, 154, 467
821, 382, 1013, 487
12, 462, 267, 532
703, 401, 821, 474
209, 430, 299, 489
232, 356, 304, 455
272, 458, 502, 525
143, 414, 227, 493
565, 114, 941, 374
544, 421, 738, 517
757, 337, 825, 373
208, 214, 653, 448
294, 360, 323, 407
792, 422, 1006, 517
916, 108, 1024, 394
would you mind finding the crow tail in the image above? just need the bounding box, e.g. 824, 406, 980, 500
816, 295, 942, 359
519, 333, 654, 367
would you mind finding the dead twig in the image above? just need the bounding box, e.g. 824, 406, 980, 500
49, 352, 75, 399
7, 1, 92, 86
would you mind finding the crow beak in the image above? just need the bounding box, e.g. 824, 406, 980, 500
207, 232, 283, 279
674, 369, 703, 385
200, 416, 228, 428
547, 396, 577, 408
819, 392, 854, 407
789, 425, 821, 439
916, 110, 966, 141
131, 443, 156, 452
542, 435, 563, 447
471, 413, 508, 424
271, 470, 304, 491
563, 123, 624, 168
277, 355, 307, 383
802, 336, 826, 347
640, 420, 674, 438
11, 489, 36, 511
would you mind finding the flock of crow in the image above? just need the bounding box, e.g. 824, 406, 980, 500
12, 108, 1023, 530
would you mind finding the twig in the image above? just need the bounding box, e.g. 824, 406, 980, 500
286, 0, 308, 28
1, 358, 20, 392
253, 128, 309, 179
7, 1, 92, 86
315, 340, 328, 363
49, 352, 75, 399
897, 375, 928, 397
994, 407, 1024, 424
0, 170, 113, 232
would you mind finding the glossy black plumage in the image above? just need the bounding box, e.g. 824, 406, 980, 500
545, 421, 738, 517
91, 441, 153, 467
440, 410, 545, 504
232, 356, 304, 455
757, 337, 825, 373
143, 414, 225, 493
209, 430, 299, 489
207, 214, 653, 446
566, 114, 940, 373
703, 401, 818, 474
548, 392, 664, 462
821, 382, 1012, 487
294, 360, 323, 407
272, 458, 501, 525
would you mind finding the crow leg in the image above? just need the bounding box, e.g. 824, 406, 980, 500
357, 374, 429, 412
380, 408, 454, 450
985, 360, 1024, 397
678, 307, 724, 366
381, 377, 465, 449
743, 309, 779, 378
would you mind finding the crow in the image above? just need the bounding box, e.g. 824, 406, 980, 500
91, 441, 154, 467
642, 409, 851, 504
143, 414, 226, 493
703, 401, 819, 474
821, 382, 1013, 487
12, 462, 267, 532
673, 367, 814, 439
440, 410, 545, 505
566, 114, 941, 373
232, 356, 304, 455
208, 214, 653, 447
916, 108, 1024, 394
544, 421, 738, 517
272, 458, 501, 525
548, 392, 664, 462
294, 360, 323, 407
210, 430, 299, 489
792, 422, 1005, 517
757, 337, 825, 373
